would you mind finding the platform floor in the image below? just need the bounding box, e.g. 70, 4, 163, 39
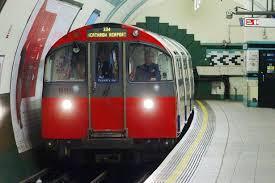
145, 100, 275, 183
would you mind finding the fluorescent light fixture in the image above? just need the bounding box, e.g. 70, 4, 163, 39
86, 9, 101, 25
194, 0, 202, 11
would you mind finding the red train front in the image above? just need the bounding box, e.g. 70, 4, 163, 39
42, 23, 194, 157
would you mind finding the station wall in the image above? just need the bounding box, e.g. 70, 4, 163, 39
0, 0, 37, 94
0, 0, 44, 182
126, 0, 247, 101
127, 0, 244, 44
127, 0, 275, 101
241, 0, 275, 42
198, 45, 245, 100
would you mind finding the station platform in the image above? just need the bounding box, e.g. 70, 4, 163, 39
145, 100, 275, 183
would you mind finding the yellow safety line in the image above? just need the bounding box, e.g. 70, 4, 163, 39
165, 100, 208, 183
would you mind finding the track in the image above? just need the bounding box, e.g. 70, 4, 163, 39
20, 156, 163, 183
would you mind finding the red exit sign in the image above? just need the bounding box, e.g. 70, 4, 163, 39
245, 18, 259, 26
244, 18, 275, 27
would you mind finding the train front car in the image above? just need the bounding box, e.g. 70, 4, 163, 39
42, 23, 193, 158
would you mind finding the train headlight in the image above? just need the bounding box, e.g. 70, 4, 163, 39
143, 98, 154, 110
62, 99, 73, 110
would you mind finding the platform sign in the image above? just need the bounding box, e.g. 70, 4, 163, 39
244, 18, 275, 27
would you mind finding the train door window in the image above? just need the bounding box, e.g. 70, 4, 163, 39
181, 53, 188, 70
180, 53, 188, 81
128, 43, 173, 82
177, 57, 183, 79
44, 43, 86, 82
95, 42, 119, 83
176, 57, 185, 97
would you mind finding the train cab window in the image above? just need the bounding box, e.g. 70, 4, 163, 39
95, 43, 119, 83
128, 44, 173, 82
44, 44, 86, 82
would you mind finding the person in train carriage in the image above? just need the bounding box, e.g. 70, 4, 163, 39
96, 47, 114, 80
135, 48, 161, 81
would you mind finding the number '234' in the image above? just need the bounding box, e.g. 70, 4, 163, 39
103, 27, 111, 32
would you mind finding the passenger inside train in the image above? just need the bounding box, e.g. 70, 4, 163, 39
135, 48, 161, 81
128, 44, 174, 82
96, 43, 119, 82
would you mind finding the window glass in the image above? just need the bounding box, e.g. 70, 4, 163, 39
95, 43, 119, 83
44, 44, 86, 82
181, 52, 188, 70
128, 44, 173, 82
177, 58, 183, 79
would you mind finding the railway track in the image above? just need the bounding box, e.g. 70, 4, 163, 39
89, 171, 107, 183
20, 159, 161, 183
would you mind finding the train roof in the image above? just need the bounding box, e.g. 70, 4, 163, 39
50, 23, 166, 50
48, 23, 192, 62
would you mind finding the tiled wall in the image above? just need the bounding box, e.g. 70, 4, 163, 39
197, 47, 245, 100
206, 49, 244, 66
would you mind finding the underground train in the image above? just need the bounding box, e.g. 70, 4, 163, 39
42, 23, 194, 157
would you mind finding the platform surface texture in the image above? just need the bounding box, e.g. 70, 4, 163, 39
145, 100, 275, 183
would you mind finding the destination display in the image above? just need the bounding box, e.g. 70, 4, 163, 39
87, 27, 127, 38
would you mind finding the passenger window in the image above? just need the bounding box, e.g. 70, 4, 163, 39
128, 44, 173, 82
177, 58, 183, 79
181, 52, 188, 70
44, 43, 86, 82
95, 43, 119, 83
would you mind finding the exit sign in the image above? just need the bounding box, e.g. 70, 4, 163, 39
243, 18, 275, 27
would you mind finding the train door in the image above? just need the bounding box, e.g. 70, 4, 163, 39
189, 54, 194, 110
180, 53, 190, 119
89, 42, 125, 136
166, 39, 189, 122
176, 55, 188, 124
174, 41, 193, 112
258, 50, 275, 108
186, 54, 193, 111
162, 38, 186, 131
